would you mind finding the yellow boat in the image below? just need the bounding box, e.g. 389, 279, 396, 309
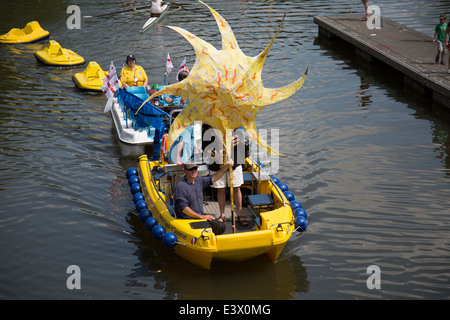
34, 40, 85, 66
127, 153, 308, 270
0, 21, 49, 44
73, 61, 115, 92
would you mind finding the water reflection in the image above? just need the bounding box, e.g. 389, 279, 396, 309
2, 0, 450, 300
431, 122, 450, 171
125, 209, 309, 299
316, 32, 450, 171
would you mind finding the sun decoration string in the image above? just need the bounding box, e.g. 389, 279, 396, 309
139, 0, 308, 156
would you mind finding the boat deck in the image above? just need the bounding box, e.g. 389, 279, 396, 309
203, 189, 256, 234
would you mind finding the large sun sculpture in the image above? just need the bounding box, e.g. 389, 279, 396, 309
140, 0, 307, 156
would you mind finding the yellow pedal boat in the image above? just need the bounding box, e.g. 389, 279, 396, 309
126, 154, 308, 270
34, 40, 85, 66
0, 21, 50, 44
73, 61, 116, 92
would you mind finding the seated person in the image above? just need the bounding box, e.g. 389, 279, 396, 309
149, 84, 160, 105
158, 70, 189, 113
120, 54, 148, 89
151, 0, 163, 17
174, 161, 233, 235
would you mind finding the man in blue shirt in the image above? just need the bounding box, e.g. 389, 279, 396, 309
174, 161, 233, 235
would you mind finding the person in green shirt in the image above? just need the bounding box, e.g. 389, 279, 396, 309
446, 23, 450, 73
433, 14, 448, 65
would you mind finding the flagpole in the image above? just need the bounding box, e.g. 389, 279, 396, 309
230, 164, 235, 234
225, 133, 236, 234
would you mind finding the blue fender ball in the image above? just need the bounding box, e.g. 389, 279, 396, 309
152, 225, 166, 239
271, 176, 280, 185
130, 183, 141, 195
135, 200, 147, 212
139, 209, 152, 222
277, 182, 289, 192
295, 216, 308, 232
133, 192, 144, 204
128, 175, 139, 186
284, 191, 295, 201
126, 168, 138, 179
290, 200, 302, 210
162, 232, 178, 248
145, 217, 158, 231
294, 208, 307, 219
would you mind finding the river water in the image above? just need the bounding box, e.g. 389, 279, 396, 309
1, 0, 450, 300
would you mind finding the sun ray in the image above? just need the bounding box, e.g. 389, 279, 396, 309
256, 14, 286, 66
243, 121, 284, 157
199, 0, 241, 53
136, 0, 307, 156
257, 69, 308, 108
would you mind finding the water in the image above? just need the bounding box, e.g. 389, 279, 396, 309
1, 0, 450, 300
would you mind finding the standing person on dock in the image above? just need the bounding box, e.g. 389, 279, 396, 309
150, 0, 163, 17
433, 13, 447, 65
360, 0, 370, 21
446, 23, 450, 73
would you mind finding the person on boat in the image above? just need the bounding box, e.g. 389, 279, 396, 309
168, 123, 201, 167
150, 0, 163, 17
120, 54, 148, 89
174, 161, 233, 235
202, 125, 248, 226
159, 70, 190, 113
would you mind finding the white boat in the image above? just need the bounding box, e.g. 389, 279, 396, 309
140, 3, 170, 33
111, 86, 182, 150
111, 99, 156, 145
111, 88, 156, 146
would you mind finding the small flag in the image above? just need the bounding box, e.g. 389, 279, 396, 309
165, 53, 174, 76
176, 57, 188, 81
102, 61, 120, 113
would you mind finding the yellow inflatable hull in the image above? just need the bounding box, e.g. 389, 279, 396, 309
73, 61, 116, 92
0, 21, 49, 44
137, 154, 295, 270
34, 40, 85, 66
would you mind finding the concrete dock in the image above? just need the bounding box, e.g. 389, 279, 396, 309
314, 15, 450, 119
